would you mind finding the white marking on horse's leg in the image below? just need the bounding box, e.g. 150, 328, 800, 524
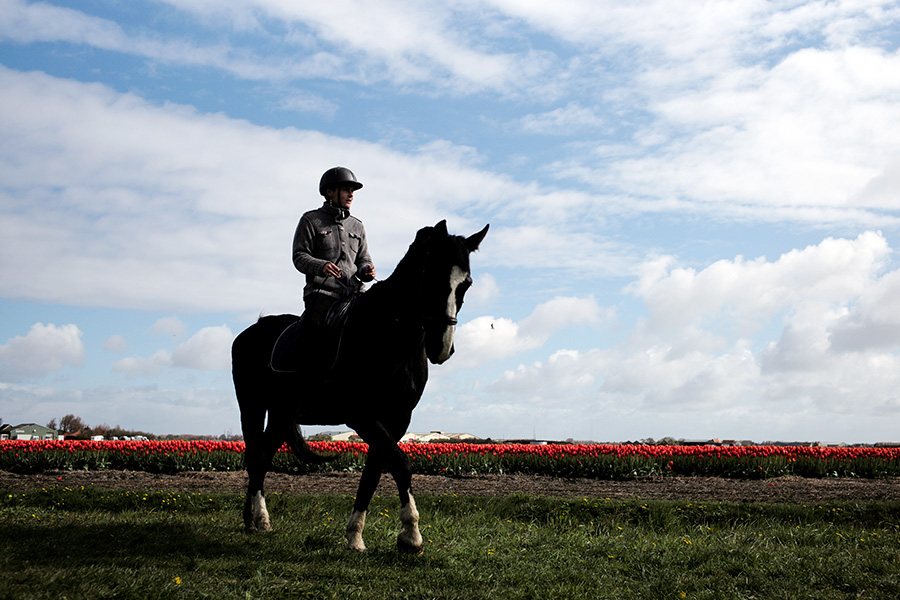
397, 493, 424, 553
435, 266, 467, 364
250, 491, 271, 532
346, 509, 367, 552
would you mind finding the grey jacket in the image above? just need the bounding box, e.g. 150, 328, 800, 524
292, 202, 374, 300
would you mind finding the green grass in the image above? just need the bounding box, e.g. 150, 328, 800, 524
1, 486, 899, 599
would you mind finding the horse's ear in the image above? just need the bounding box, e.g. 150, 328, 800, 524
466, 224, 489, 252
434, 220, 448, 237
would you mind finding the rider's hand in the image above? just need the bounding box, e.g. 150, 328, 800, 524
360, 265, 376, 282
323, 262, 342, 278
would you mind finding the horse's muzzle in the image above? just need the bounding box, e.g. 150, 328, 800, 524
425, 320, 457, 365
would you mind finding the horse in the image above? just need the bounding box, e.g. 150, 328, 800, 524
232, 220, 488, 552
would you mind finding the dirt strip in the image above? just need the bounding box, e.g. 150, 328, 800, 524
2, 470, 899, 503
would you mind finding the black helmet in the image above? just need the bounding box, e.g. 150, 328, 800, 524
319, 166, 363, 196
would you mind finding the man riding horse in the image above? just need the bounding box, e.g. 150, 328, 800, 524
289, 167, 376, 369
237, 164, 489, 551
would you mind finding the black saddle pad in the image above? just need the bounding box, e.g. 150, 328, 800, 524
269, 318, 308, 373
269, 298, 355, 373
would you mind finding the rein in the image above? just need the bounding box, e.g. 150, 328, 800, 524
331, 265, 458, 329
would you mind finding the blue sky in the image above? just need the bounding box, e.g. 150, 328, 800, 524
2, 0, 900, 443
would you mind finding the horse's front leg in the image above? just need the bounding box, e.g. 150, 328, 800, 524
391, 449, 422, 553
346, 449, 385, 551
397, 490, 423, 554
352, 422, 423, 554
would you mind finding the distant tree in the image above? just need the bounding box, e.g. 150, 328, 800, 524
58, 414, 86, 434
92, 423, 112, 438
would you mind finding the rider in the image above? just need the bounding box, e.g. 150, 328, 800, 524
292, 166, 376, 329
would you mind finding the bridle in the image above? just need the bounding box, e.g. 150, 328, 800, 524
424, 315, 458, 327
330, 245, 465, 331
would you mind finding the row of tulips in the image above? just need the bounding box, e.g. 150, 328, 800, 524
2, 439, 899, 478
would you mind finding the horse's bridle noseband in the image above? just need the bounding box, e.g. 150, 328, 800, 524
424, 315, 458, 327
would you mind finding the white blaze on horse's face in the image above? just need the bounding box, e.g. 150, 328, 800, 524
434, 265, 468, 364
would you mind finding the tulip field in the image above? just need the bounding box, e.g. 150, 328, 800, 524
2, 438, 899, 478
3, 439, 900, 599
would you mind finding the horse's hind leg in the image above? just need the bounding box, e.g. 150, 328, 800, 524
243, 453, 271, 531
240, 404, 270, 532
239, 396, 286, 533
244, 420, 288, 533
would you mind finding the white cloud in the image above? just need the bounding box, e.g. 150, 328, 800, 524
472, 231, 900, 439
103, 334, 128, 353
112, 350, 172, 378
151, 317, 186, 338
517, 103, 606, 135
0, 0, 261, 79
275, 90, 338, 116
171, 325, 234, 371
519, 295, 610, 340
0, 380, 239, 435
467, 273, 500, 307
0, 0, 127, 46
12, 0, 548, 95
0, 66, 514, 313
0, 323, 85, 379
487, 349, 597, 401
473, 2, 900, 223
113, 325, 234, 377
616, 46, 900, 216
0, 65, 633, 317
829, 268, 900, 352
631, 232, 891, 334
453, 295, 611, 366
480, 224, 635, 276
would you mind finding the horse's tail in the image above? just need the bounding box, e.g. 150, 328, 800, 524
288, 424, 337, 464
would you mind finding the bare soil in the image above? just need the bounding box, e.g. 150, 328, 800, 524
2, 470, 899, 503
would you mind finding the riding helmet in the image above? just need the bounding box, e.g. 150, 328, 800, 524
319, 166, 363, 196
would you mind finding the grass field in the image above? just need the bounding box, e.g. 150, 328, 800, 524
1, 485, 899, 599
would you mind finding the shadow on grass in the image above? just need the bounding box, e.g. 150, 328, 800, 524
0, 517, 354, 573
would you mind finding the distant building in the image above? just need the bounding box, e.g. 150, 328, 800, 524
329, 430, 477, 443
6, 423, 60, 440
401, 431, 477, 443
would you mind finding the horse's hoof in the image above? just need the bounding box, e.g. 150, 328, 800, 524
397, 538, 424, 554
245, 520, 271, 533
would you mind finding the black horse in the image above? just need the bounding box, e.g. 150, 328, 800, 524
232, 220, 488, 552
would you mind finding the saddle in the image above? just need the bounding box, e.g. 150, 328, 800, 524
269, 298, 354, 374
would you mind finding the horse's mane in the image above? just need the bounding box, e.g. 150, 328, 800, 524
355, 222, 473, 320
